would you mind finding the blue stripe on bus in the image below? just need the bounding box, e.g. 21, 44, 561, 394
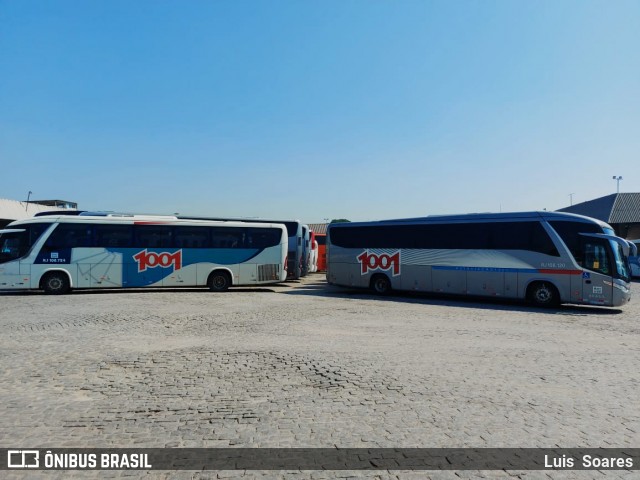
431, 266, 582, 275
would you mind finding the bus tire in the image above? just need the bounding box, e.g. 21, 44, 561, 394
370, 274, 392, 295
527, 281, 559, 308
208, 271, 231, 292
41, 271, 71, 295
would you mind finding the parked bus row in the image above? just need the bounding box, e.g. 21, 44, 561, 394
0, 211, 635, 308
0, 213, 323, 294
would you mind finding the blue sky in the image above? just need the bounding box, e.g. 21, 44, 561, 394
1, 0, 639, 222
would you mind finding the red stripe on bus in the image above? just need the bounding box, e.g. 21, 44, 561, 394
538, 269, 583, 275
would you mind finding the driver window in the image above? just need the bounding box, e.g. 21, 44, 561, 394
583, 240, 610, 275
0, 232, 28, 262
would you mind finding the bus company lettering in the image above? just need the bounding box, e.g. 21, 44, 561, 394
133, 250, 182, 273
357, 250, 401, 276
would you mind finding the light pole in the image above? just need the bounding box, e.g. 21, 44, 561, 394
612, 176, 622, 194
569, 193, 574, 206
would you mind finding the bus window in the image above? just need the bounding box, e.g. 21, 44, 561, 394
135, 226, 172, 248
211, 227, 245, 248
246, 228, 280, 249
43, 224, 93, 250
549, 221, 602, 259
582, 239, 611, 276
94, 225, 133, 248
0, 223, 51, 263
0, 232, 27, 262
173, 227, 210, 248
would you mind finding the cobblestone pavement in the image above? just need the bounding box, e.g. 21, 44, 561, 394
1, 275, 639, 479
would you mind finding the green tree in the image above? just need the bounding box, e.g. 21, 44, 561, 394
330, 219, 350, 224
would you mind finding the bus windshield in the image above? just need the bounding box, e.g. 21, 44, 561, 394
0, 223, 53, 264
610, 239, 631, 282
0, 230, 28, 263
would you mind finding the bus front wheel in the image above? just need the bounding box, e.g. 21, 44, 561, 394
208, 271, 231, 292
370, 274, 392, 295
527, 281, 559, 308
41, 272, 71, 295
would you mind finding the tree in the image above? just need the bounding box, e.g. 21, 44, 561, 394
330, 219, 350, 224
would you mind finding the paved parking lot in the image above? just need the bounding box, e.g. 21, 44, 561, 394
1, 275, 639, 479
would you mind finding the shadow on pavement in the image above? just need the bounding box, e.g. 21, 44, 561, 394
281, 279, 624, 316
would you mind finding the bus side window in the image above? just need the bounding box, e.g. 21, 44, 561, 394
173, 227, 210, 249
94, 225, 133, 248
44, 224, 93, 249
135, 226, 172, 248
210, 228, 243, 248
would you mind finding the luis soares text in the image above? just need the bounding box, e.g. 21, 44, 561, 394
545, 454, 633, 469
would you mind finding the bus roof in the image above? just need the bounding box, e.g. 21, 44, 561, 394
178, 215, 301, 224
329, 211, 613, 230
7, 215, 288, 230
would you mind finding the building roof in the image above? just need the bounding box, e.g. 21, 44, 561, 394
307, 223, 328, 235
0, 198, 77, 222
557, 193, 640, 224
29, 199, 78, 209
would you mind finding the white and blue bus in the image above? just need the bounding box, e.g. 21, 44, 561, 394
326, 212, 632, 307
0, 215, 288, 294
179, 216, 304, 279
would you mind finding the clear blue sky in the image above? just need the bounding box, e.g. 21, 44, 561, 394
1, 0, 639, 222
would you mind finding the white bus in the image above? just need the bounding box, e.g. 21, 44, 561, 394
0, 215, 288, 294
326, 212, 632, 307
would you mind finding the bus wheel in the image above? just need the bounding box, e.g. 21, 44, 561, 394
371, 274, 392, 295
528, 282, 559, 308
41, 272, 70, 295
208, 271, 231, 292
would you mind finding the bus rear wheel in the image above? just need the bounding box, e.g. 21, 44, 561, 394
370, 274, 392, 295
208, 271, 231, 292
41, 272, 70, 295
528, 281, 559, 308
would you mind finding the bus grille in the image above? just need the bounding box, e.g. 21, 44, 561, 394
258, 264, 281, 282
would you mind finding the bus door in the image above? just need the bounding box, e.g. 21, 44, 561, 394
578, 235, 613, 305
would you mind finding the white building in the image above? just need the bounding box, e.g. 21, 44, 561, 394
0, 198, 78, 228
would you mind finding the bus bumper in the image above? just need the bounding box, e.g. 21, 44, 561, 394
612, 280, 631, 306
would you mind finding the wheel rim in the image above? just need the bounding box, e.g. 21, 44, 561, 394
374, 278, 388, 293
48, 277, 63, 291
213, 276, 227, 289
534, 284, 552, 303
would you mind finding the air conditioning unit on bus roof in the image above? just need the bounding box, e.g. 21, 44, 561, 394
78, 211, 178, 219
